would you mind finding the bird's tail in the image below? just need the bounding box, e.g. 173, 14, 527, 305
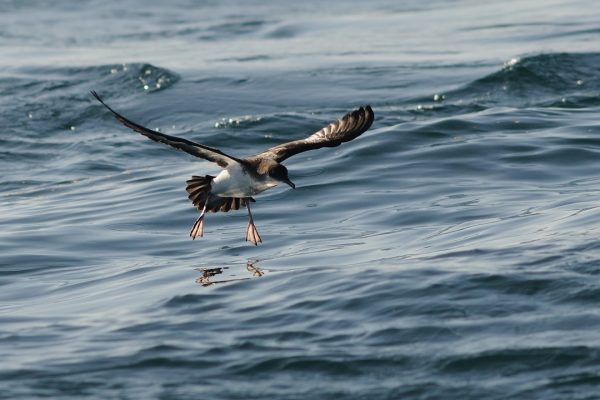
185, 175, 254, 213
186, 175, 214, 210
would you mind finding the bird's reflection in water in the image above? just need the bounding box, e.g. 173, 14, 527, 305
246, 261, 264, 277
196, 260, 264, 286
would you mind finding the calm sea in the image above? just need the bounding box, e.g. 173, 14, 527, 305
2, 0, 600, 398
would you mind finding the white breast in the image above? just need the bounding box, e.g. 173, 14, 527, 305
211, 163, 278, 197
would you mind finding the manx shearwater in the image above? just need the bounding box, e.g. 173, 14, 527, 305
91, 91, 374, 245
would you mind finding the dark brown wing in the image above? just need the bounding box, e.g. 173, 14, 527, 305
256, 105, 374, 163
91, 91, 241, 168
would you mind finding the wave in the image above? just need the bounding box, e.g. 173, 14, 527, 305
0, 63, 179, 134
449, 52, 600, 108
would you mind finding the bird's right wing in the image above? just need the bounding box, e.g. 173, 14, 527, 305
255, 105, 374, 163
91, 91, 241, 168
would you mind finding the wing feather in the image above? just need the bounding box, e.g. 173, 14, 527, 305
91, 91, 240, 168
256, 105, 374, 162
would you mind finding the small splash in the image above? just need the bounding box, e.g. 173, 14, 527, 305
214, 115, 262, 128
102, 63, 179, 93
109, 63, 129, 75
137, 67, 173, 91
503, 57, 520, 70
416, 104, 436, 112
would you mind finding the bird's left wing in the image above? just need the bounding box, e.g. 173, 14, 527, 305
91, 91, 241, 168
255, 105, 374, 163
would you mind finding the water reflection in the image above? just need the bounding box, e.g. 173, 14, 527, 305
195, 260, 264, 286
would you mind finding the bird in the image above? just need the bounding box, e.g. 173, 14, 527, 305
91, 91, 374, 245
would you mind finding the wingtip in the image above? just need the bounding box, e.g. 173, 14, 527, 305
354, 105, 373, 118
353, 105, 374, 132
365, 105, 374, 129
90, 90, 117, 116
362, 105, 374, 124
354, 105, 374, 125
90, 90, 102, 103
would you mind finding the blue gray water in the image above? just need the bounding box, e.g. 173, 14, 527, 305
2, 0, 600, 398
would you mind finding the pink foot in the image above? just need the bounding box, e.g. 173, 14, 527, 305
190, 215, 205, 239
245, 222, 262, 246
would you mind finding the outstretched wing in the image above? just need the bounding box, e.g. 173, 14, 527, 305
256, 105, 374, 163
91, 91, 240, 168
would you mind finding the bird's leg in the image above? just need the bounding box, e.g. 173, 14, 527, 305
190, 205, 206, 239
190, 197, 209, 240
245, 201, 262, 246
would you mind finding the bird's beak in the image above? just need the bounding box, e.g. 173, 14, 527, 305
283, 178, 295, 189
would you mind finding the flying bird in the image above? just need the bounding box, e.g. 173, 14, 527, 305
91, 91, 374, 245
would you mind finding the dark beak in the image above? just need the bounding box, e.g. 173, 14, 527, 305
283, 178, 295, 189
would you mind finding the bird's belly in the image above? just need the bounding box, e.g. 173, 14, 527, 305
211, 167, 277, 197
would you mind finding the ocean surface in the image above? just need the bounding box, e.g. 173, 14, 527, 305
2, 0, 600, 398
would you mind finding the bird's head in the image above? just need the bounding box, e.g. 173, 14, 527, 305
268, 163, 295, 189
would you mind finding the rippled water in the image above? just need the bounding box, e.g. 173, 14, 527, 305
2, 0, 600, 398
